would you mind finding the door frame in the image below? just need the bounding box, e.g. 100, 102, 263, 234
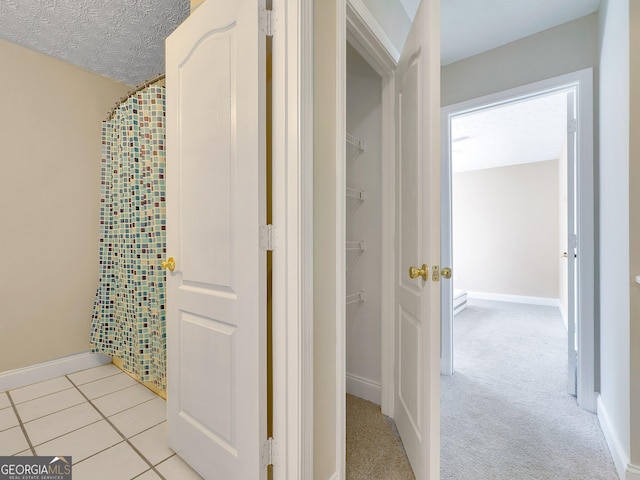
440, 68, 596, 412
271, 0, 314, 478
331, 0, 400, 476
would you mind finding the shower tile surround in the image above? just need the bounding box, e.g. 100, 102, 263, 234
0, 365, 202, 480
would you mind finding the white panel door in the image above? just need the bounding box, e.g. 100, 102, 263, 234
393, 0, 440, 478
566, 90, 578, 397
165, 0, 267, 479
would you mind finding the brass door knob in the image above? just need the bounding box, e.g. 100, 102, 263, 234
409, 264, 429, 281
161, 257, 176, 272
440, 267, 452, 279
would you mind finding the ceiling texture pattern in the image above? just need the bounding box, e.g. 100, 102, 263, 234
0, 0, 189, 86
0, 0, 601, 85
451, 92, 568, 173
0, 0, 599, 166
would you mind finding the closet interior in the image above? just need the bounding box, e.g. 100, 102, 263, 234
346, 43, 383, 408
345, 41, 414, 478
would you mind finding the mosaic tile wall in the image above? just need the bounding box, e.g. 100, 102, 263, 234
91, 86, 167, 390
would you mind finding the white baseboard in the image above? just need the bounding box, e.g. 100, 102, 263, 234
467, 291, 561, 308
597, 395, 629, 480
627, 464, 640, 480
346, 372, 381, 405
559, 303, 568, 332
0, 351, 112, 392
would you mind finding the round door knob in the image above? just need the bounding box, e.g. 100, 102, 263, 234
409, 264, 429, 281
161, 257, 176, 272
440, 267, 452, 279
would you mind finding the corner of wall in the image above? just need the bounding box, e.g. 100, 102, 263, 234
598, 395, 629, 480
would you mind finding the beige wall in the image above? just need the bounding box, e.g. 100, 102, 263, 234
441, 13, 599, 107
0, 39, 130, 372
190, 0, 205, 11
452, 160, 560, 299
314, 1, 339, 478
628, 0, 640, 467
558, 140, 569, 327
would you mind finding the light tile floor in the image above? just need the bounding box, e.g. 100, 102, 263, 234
0, 364, 203, 480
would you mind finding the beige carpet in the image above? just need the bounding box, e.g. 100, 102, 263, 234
346, 394, 415, 480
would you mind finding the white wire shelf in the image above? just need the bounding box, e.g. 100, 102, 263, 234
346, 241, 366, 252
346, 132, 365, 151
346, 290, 365, 305
346, 187, 365, 201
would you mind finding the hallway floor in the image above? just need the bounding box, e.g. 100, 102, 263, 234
0, 364, 202, 480
441, 299, 618, 479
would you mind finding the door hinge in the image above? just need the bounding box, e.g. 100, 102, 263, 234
568, 118, 578, 134
259, 6, 276, 37
260, 224, 277, 251
261, 437, 278, 467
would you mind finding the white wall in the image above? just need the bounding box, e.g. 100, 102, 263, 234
452, 160, 560, 300
346, 44, 382, 404
361, 0, 411, 54
597, 0, 631, 476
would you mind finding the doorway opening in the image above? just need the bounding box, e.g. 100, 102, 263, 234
344, 40, 413, 478
441, 69, 595, 412
451, 90, 571, 343
440, 70, 600, 476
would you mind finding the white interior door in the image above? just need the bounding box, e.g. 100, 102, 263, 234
566, 90, 578, 396
393, 1, 440, 478
165, 0, 267, 478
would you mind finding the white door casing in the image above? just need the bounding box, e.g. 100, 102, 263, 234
393, 0, 440, 478
567, 90, 578, 396
165, 0, 267, 478
440, 110, 454, 376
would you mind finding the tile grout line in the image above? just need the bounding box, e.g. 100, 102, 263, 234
6, 391, 36, 456
66, 374, 168, 480
77, 376, 145, 401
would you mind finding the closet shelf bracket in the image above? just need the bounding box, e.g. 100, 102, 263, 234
346, 290, 365, 305
346, 132, 365, 151
346, 187, 365, 201
346, 241, 366, 252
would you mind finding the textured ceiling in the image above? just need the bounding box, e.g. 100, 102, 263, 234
0, 0, 189, 86
0, 1, 600, 87
451, 92, 568, 173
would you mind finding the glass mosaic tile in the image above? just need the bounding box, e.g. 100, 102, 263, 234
91, 86, 166, 390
